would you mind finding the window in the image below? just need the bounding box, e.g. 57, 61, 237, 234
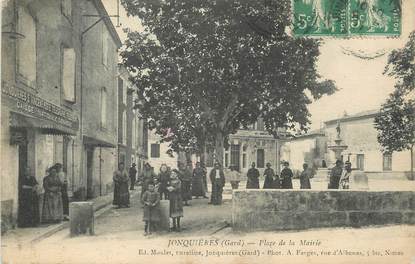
230, 144, 240, 170
17, 7, 37, 88
122, 111, 127, 145
242, 153, 247, 168
61, 0, 72, 20
383, 153, 392, 171
356, 154, 365, 171
100, 88, 107, 128
225, 153, 229, 168
102, 28, 110, 67
150, 144, 160, 158
62, 48, 75, 102
118, 77, 126, 105
132, 118, 136, 148
123, 86, 128, 105
257, 149, 265, 168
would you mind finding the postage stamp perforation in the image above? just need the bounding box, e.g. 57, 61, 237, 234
292, 0, 402, 38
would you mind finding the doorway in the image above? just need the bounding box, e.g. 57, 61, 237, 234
16, 130, 28, 227
86, 148, 94, 199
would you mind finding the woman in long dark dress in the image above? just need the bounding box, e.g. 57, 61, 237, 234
113, 162, 130, 208
263, 163, 275, 189
55, 163, 69, 220
179, 163, 192, 206
192, 162, 205, 198
167, 170, 183, 232
18, 166, 40, 227
158, 164, 170, 200
280, 162, 293, 189
300, 163, 312, 189
246, 162, 260, 189
42, 167, 63, 223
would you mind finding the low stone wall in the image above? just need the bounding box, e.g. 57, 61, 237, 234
232, 190, 415, 232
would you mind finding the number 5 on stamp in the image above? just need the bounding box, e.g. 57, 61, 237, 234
349, 0, 401, 36
293, 0, 348, 37
293, 0, 402, 37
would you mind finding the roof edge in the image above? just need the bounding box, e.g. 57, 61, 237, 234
324, 110, 380, 125
93, 0, 122, 48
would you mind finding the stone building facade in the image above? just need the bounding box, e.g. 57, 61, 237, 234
281, 110, 414, 180
1, 0, 122, 231
118, 66, 147, 174
324, 110, 413, 180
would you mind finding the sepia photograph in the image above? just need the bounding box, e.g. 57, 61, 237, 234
1, 0, 414, 263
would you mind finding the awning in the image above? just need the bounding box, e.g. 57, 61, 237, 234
83, 136, 116, 148
9, 112, 78, 136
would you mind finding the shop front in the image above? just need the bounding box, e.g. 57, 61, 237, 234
1, 83, 79, 230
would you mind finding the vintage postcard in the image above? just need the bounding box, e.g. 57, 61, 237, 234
1, 0, 414, 263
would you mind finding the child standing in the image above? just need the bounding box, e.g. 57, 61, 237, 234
141, 182, 160, 236
167, 170, 183, 232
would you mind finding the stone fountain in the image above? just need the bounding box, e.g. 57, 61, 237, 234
314, 121, 347, 182
315, 121, 368, 190
328, 121, 348, 161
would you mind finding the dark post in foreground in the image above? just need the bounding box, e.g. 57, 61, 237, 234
69, 202, 94, 237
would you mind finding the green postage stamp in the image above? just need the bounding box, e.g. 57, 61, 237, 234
293, 0, 401, 37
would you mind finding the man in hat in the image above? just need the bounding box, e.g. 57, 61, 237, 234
129, 163, 137, 190
209, 162, 225, 205
329, 160, 343, 189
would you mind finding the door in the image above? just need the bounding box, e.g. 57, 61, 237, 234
16, 130, 28, 227
356, 154, 365, 171
86, 148, 94, 199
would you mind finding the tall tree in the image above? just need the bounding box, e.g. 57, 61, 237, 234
121, 0, 336, 164
375, 31, 415, 179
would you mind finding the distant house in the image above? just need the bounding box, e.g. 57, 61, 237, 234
147, 118, 284, 175
147, 130, 179, 173
324, 110, 413, 180
280, 130, 327, 175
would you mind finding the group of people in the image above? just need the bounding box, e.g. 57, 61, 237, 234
112, 161, 213, 235
328, 160, 352, 189
19, 163, 70, 228
243, 161, 313, 190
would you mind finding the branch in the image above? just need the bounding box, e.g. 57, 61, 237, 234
191, 85, 215, 123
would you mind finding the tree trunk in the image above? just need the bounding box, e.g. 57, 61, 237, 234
185, 151, 192, 169
411, 145, 414, 181
200, 144, 207, 166
214, 131, 224, 168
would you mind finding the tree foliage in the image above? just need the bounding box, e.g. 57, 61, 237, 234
375, 31, 415, 178
121, 0, 336, 161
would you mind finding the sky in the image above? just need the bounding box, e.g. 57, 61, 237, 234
102, 0, 415, 130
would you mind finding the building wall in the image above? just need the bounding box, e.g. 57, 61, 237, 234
0, 111, 19, 229
81, 9, 118, 145
147, 130, 178, 172
1, 0, 84, 231
280, 135, 327, 175
80, 0, 120, 197
325, 116, 412, 173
